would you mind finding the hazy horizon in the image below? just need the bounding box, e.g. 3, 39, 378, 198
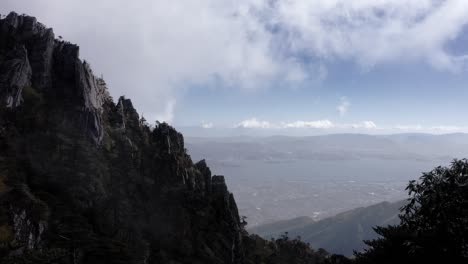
179, 126, 468, 138
185, 133, 468, 226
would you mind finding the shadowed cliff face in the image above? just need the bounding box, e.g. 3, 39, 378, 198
0, 12, 353, 264
0, 12, 243, 264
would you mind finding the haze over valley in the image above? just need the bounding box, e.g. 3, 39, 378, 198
186, 133, 468, 226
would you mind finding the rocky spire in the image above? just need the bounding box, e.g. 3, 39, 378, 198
0, 12, 108, 144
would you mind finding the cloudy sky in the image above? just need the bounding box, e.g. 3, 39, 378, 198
3, 0, 468, 135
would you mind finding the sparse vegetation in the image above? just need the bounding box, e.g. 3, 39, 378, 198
355, 159, 468, 263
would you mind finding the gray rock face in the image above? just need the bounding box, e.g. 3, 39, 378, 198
0, 12, 55, 91
0, 12, 106, 144
0, 12, 245, 264
212, 175, 229, 196
76, 61, 109, 142
0, 45, 31, 108
195, 159, 213, 195
0, 182, 49, 257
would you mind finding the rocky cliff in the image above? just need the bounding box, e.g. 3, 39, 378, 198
0, 12, 244, 264
0, 12, 351, 264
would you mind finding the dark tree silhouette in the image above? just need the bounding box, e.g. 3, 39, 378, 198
355, 159, 468, 264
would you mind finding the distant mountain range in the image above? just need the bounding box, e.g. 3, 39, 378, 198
185, 134, 468, 226
249, 200, 406, 256
186, 133, 468, 163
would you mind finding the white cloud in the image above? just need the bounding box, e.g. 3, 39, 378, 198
233, 120, 468, 133
237, 118, 271, 129
274, 0, 468, 71
350, 121, 377, 129
394, 124, 466, 132
235, 119, 378, 130
394, 124, 424, 130
154, 99, 175, 124
3, 1, 468, 123
283, 120, 334, 129
337, 97, 350, 116
1, 0, 314, 123
201, 121, 214, 129
431, 125, 462, 131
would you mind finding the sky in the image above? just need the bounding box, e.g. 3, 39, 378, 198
3, 0, 468, 135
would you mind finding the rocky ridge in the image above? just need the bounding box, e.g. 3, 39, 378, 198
0, 12, 243, 264
0, 12, 350, 264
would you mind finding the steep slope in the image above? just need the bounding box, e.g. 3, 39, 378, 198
0, 12, 355, 264
0, 12, 244, 264
248, 216, 316, 237
250, 200, 405, 256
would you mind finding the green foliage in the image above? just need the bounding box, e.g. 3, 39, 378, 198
355, 159, 468, 263
241, 215, 248, 229
244, 233, 351, 264
250, 201, 404, 256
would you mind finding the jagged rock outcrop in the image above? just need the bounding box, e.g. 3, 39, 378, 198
0, 12, 244, 264
0, 12, 106, 144
0, 12, 352, 264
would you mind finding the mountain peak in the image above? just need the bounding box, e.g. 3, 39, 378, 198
0, 12, 245, 263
